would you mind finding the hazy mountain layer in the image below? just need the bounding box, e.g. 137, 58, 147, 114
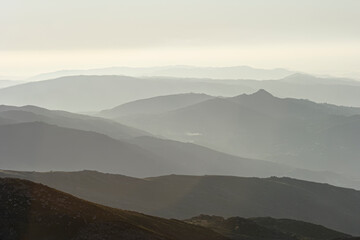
3, 73, 360, 113
1, 170, 360, 235
114, 90, 360, 176
0, 105, 150, 140
28, 66, 295, 81
100, 93, 214, 118
0, 75, 252, 112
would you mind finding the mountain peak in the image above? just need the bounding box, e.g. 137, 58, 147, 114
251, 89, 274, 98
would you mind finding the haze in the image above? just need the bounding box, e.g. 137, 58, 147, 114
1, 0, 360, 78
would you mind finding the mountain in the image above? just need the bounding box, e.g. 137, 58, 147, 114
233, 76, 360, 107
1, 171, 360, 235
100, 93, 214, 118
0, 122, 176, 176
0, 103, 358, 188
0, 80, 22, 89
114, 90, 360, 176
279, 73, 360, 86
0, 75, 252, 112
0, 177, 227, 240
186, 215, 350, 240
3, 73, 360, 112
28, 66, 295, 81
0, 105, 149, 140
0, 119, 316, 180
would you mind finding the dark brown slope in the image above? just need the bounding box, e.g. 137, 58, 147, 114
0, 178, 227, 240
186, 215, 350, 240
1, 170, 360, 236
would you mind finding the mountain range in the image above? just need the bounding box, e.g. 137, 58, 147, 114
108, 90, 360, 176
1, 73, 360, 112
0, 103, 358, 189
28, 66, 295, 81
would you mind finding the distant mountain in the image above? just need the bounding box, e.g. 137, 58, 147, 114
279, 73, 360, 86
100, 93, 214, 118
0, 105, 149, 140
0, 120, 302, 179
28, 66, 295, 81
186, 215, 350, 240
0, 80, 22, 88
2, 73, 360, 112
1, 171, 360, 235
233, 76, 360, 107
0, 122, 176, 176
0, 178, 227, 240
114, 90, 360, 176
0, 103, 358, 188
0, 75, 252, 112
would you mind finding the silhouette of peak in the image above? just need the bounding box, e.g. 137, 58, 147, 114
251, 89, 274, 98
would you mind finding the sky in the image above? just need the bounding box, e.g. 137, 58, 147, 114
1, 0, 360, 79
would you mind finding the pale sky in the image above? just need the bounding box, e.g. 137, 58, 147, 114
1, 0, 360, 78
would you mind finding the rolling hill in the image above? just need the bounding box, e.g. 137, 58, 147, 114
186, 215, 350, 240
1, 170, 360, 235
0, 177, 227, 240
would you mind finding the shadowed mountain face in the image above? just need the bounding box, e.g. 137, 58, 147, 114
1, 171, 360, 236
185, 215, 350, 240
113, 90, 360, 176
0, 178, 227, 240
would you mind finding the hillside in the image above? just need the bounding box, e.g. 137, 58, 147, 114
0, 178, 227, 240
1, 170, 360, 235
186, 215, 350, 240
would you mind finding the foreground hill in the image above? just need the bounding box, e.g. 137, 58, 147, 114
0, 178, 226, 240
186, 215, 350, 240
115, 90, 360, 176
1, 170, 360, 235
